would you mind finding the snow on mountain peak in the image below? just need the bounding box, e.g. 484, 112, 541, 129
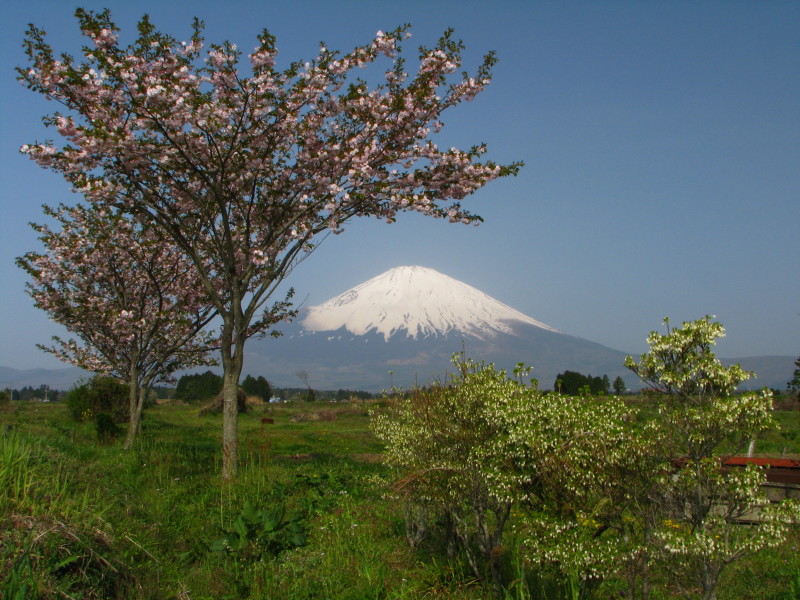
302, 265, 558, 341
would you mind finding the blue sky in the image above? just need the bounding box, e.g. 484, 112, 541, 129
1, 0, 798, 370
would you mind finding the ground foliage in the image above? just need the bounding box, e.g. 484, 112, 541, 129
0, 389, 798, 599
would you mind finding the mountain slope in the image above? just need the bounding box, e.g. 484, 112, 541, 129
3, 266, 794, 392
0, 365, 88, 390
247, 266, 633, 391
303, 265, 557, 340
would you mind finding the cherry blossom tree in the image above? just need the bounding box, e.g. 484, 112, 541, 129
18, 9, 522, 478
17, 202, 217, 448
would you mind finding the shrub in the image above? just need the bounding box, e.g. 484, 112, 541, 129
625, 316, 800, 600
65, 376, 128, 424
372, 355, 632, 595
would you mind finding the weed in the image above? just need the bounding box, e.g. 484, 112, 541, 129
2, 553, 34, 600
211, 500, 308, 558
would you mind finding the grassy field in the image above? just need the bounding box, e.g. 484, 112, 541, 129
1, 399, 799, 599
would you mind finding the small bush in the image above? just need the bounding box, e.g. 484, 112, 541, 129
65, 376, 128, 424
65, 385, 91, 422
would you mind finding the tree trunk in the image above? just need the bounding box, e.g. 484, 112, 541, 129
124, 388, 148, 449
487, 503, 511, 599
123, 364, 140, 449
221, 344, 244, 481
123, 369, 153, 449
700, 562, 721, 600
641, 526, 650, 600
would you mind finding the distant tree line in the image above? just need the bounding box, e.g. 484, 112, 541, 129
788, 356, 800, 399
241, 375, 271, 401
270, 387, 378, 402
4, 376, 386, 407
175, 371, 274, 403
5, 385, 63, 402
174, 371, 224, 403
172, 370, 379, 403
334, 389, 375, 401
553, 371, 613, 396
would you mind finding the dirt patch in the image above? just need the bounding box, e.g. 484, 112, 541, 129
351, 453, 384, 463
289, 410, 338, 423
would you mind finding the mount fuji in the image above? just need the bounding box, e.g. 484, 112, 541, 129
4, 266, 791, 392
0, 270, 791, 393
303, 266, 559, 342
245, 266, 634, 391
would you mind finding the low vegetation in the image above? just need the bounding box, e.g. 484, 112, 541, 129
0, 405, 797, 598
2, 318, 799, 599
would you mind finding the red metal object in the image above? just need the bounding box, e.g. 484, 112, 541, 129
723, 457, 800, 468
722, 456, 800, 485
671, 456, 800, 485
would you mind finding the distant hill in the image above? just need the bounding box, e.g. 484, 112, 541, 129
0, 365, 88, 390
723, 356, 797, 391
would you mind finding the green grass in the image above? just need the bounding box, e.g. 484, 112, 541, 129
625, 396, 800, 458
762, 410, 800, 456
1, 400, 798, 599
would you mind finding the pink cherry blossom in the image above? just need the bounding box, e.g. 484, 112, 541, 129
18, 9, 521, 478
17, 203, 219, 448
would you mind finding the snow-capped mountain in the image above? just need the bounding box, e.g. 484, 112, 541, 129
3, 265, 792, 392
246, 265, 634, 391
303, 265, 558, 341
243, 265, 794, 392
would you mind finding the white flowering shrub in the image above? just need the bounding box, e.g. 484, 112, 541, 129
372, 355, 635, 594
513, 394, 660, 596
625, 316, 800, 600
372, 320, 798, 598
371, 357, 530, 592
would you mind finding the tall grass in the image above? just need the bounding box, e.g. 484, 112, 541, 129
1, 401, 798, 599
0, 428, 128, 598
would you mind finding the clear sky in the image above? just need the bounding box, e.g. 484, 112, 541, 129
1, 0, 798, 370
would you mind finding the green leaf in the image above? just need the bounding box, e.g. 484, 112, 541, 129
239, 501, 260, 525
53, 553, 82, 571
232, 516, 250, 540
